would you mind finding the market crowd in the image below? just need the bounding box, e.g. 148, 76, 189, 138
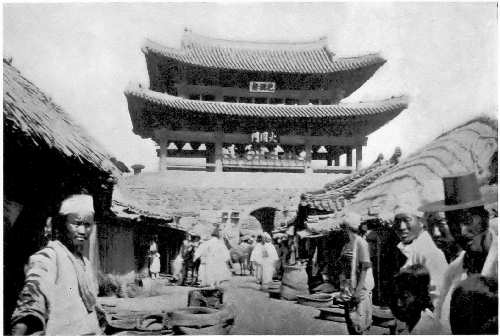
284, 172, 497, 335
8, 172, 498, 335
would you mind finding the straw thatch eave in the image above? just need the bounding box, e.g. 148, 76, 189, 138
3, 60, 120, 177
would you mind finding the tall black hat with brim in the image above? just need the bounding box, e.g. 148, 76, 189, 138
418, 172, 498, 213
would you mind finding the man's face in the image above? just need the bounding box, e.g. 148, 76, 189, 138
427, 216, 455, 251
64, 212, 94, 249
446, 209, 487, 253
394, 215, 423, 244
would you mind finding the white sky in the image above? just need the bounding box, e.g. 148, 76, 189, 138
3, 2, 498, 172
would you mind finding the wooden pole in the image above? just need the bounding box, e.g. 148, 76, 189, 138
159, 137, 168, 172
356, 145, 363, 171
215, 121, 223, 172
346, 146, 353, 167
304, 140, 313, 174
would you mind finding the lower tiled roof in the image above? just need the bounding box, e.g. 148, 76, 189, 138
125, 86, 409, 120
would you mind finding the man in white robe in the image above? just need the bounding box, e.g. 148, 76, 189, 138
393, 207, 448, 306
260, 233, 279, 289
194, 229, 231, 287
11, 194, 101, 335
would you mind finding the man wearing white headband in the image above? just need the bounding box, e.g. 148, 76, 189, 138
11, 194, 101, 335
393, 206, 448, 307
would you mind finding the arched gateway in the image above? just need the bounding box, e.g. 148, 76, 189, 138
249, 207, 277, 233
125, 29, 409, 174
240, 202, 297, 235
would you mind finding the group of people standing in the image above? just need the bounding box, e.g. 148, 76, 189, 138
172, 228, 234, 288
177, 234, 201, 286
333, 172, 497, 335
7, 172, 497, 335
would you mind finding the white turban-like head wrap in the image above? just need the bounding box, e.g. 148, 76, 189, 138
58, 194, 95, 216
340, 212, 362, 232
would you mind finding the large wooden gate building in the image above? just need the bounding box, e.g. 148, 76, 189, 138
126, 29, 408, 174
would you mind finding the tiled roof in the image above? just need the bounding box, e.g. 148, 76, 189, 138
300, 160, 397, 212
301, 147, 404, 211
125, 86, 409, 120
301, 117, 498, 215
142, 31, 386, 74
347, 117, 498, 218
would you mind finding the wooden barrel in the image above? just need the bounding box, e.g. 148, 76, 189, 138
280, 264, 309, 300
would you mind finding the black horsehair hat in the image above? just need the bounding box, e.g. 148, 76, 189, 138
418, 172, 497, 213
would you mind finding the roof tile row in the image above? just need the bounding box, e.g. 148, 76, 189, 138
125, 86, 409, 120
142, 31, 386, 74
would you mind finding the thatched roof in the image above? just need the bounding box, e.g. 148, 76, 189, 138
348, 116, 498, 216
300, 116, 497, 234
3, 59, 120, 176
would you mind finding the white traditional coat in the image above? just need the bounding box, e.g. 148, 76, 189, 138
435, 227, 497, 333
261, 242, 279, 285
11, 240, 101, 335
194, 237, 231, 287
397, 230, 448, 306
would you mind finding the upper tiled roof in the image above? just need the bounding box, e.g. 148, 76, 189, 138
125, 85, 409, 120
142, 31, 386, 74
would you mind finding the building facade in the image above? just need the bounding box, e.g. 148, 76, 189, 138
126, 29, 409, 174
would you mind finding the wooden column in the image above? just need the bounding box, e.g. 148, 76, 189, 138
159, 137, 168, 172
333, 147, 340, 167
304, 139, 313, 174
214, 121, 224, 172
326, 147, 333, 167
346, 146, 353, 167
356, 145, 363, 171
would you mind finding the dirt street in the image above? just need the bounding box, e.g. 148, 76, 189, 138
99, 275, 387, 335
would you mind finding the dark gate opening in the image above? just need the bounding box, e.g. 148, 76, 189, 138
249, 207, 278, 233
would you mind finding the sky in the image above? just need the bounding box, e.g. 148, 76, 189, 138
3, 2, 498, 172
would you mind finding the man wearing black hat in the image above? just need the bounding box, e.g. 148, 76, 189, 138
419, 172, 497, 333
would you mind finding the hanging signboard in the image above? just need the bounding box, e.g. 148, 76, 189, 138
249, 81, 276, 93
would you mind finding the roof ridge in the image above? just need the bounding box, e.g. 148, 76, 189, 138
142, 38, 184, 55
142, 35, 387, 74
182, 29, 329, 51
